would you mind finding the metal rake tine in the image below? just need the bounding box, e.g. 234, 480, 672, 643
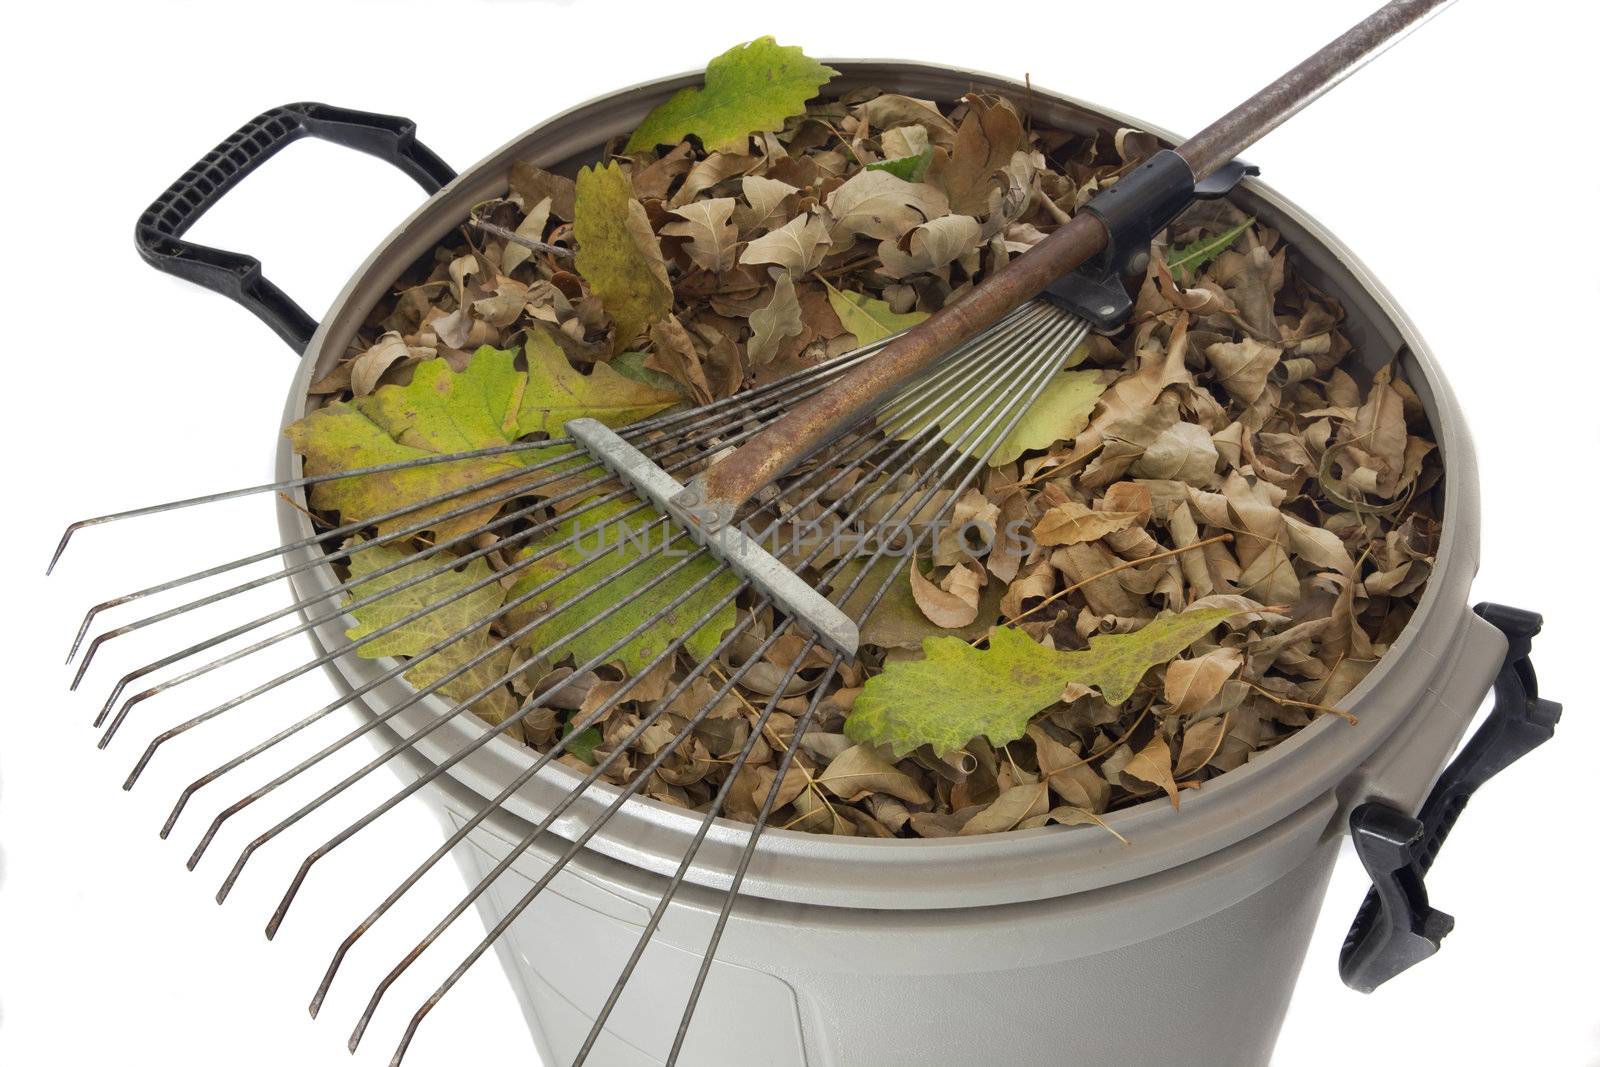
248, 541, 739, 926
93, 402, 749, 735
48, 328, 897, 576
76, 338, 881, 694
160, 512, 675, 834
46, 437, 572, 577
573, 635, 817, 1065
113, 487, 664, 767
373, 618, 798, 1064
75, 381, 759, 686
310, 575, 763, 1018
179, 515, 681, 860
663, 654, 840, 1066
751, 306, 1076, 565
744, 305, 1053, 530
62, 442, 594, 665
94, 484, 591, 738
72, 457, 602, 691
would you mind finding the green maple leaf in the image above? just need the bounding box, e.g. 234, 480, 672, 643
845, 607, 1237, 756
285, 342, 677, 541
1167, 217, 1255, 282
506, 498, 739, 674
574, 162, 675, 350
343, 538, 519, 727
625, 37, 838, 153
866, 145, 934, 183
823, 282, 929, 346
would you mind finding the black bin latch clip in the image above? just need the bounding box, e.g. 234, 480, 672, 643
1044, 149, 1259, 332
1339, 603, 1562, 993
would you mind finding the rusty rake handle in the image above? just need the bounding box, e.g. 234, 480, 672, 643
691, 0, 1454, 516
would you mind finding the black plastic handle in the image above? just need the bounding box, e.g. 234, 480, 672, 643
1339, 603, 1562, 993
134, 102, 456, 353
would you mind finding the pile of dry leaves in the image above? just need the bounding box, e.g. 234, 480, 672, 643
290, 39, 1440, 838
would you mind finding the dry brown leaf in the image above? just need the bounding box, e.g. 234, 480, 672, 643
1164, 647, 1242, 717
747, 270, 805, 364
740, 212, 831, 275
817, 744, 932, 804
909, 557, 981, 628
662, 197, 740, 272
1120, 735, 1180, 808
1034, 501, 1141, 546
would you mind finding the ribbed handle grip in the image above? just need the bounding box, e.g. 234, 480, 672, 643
134, 102, 456, 353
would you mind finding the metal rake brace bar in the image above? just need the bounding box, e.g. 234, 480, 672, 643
567, 417, 861, 657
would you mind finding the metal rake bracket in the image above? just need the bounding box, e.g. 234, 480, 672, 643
567, 418, 860, 658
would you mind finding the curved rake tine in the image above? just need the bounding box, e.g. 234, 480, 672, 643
63, 440, 590, 665
162, 512, 673, 835
111, 483, 660, 762
245, 543, 739, 923
46, 438, 572, 577
573, 637, 816, 1064
180, 514, 681, 860
661, 657, 839, 1065
72, 452, 604, 692
384, 310, 1085, 1063
313, 577, 763, 1019
372, 618, 798, 1061
65, 344, 871, 665
78, 395, 737, 689
49, 330, 899, 576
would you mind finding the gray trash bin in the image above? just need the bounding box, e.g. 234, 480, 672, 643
272, 62, 1556, 1067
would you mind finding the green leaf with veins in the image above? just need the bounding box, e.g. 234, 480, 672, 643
506, 498, 739, 674
343, 537, 519, 728
573, 162, 675, 349
284, 342, 676, 541
625, 37, 838, 153
845, 607, 1237, 756
1167, 217, 1255, 282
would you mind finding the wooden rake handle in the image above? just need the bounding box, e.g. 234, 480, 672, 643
689, 0, 1453, 516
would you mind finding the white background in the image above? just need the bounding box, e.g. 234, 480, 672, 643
3, 1, 1597, 1064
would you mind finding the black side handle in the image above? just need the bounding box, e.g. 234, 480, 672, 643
134, 102, 457, 353
1339, 603, 1562, 993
